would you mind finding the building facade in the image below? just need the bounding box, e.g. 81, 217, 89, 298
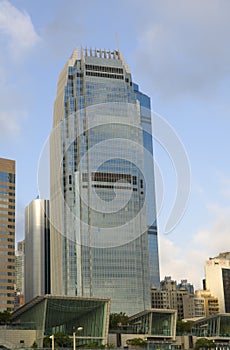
11, 295, 110, 348
0, 157, 15, 311
177, 279, 194, 294
15, 240, 25, 308
205, 256, 230, 313
24, 199, 50, 303
193, 314, 230, 339
151, 277, 199, 320
161, 276, 177, 291
50, 48, 160, 315
182, 294, 205, 319
195, 290, 219, 317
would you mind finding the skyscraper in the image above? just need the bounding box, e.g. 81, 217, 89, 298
0, 157, 15, 311
50, 48, 160, 315
24, 199, 50, 303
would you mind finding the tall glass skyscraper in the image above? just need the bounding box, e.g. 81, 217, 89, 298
50, 48, 160, 315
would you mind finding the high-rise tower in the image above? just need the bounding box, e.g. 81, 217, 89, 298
50, 48, 160, 315
0, 157, 15, 311
24, 199, 50, 303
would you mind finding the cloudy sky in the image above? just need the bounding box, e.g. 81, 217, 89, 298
1, 0, 230, 290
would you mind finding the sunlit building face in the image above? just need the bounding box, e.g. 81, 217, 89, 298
0, 158, 15, 311
50, 48, 160, 315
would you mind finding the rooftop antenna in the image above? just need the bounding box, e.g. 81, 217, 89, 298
115, 32, 119, 52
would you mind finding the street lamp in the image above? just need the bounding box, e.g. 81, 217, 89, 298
49, 335, 54, 350
73, 326, 83, 350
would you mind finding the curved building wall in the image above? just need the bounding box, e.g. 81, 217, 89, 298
24, 199, 50, 303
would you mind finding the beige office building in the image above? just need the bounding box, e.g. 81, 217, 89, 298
195, 289, 219, 317
205, 256, 230, 313
0, 158, 15, 311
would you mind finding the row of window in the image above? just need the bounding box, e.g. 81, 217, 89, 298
0, 171, 15, 183
0, 198, 15, 203
0, 257, 14, 262
81, 173, 140, 185
0, 231, 15, 236
0, 190, 15, 196
0, 210, 14, 215
0, 224, 15, 229
0, 279, 14, 283
0, 244, 14, 249
93, 184, 131, 190
0, 271, 14, 276
86, 71, 124, 80
0, 204, 15, 209
85, 64, 123, 74
0, 172, 15, 183
0, 217, 15, 222
0, 184, 15, 190
0, 192, 15, 197
5, 265, 14, 269
86, 172, 133, 184
81, 185, 142, 194
0, 251, 14, 255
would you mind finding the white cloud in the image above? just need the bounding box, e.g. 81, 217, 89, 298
159, 204, 230, 290
159, 234, 204, 290
134, 0, 230, 98
0, 110, 27, 140
193, 205, 230, 254
0, 1, 39, 139
216, 173, 230, 200
0, 0, 40, 60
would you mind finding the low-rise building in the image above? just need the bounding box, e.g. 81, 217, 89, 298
108, 309, 177, 349
193, 314, 230, 339
195, 290, 219, 317
151, 277, 191, 320
10, 295, 110, 348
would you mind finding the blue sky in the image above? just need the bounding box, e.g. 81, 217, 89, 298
0, 0, 230, 289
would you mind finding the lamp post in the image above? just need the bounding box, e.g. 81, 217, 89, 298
49, 335, 54, 350
73, 326, 83, 350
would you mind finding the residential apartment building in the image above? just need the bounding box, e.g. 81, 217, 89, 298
151, 276, 202, 320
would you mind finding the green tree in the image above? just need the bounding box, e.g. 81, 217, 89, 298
31, 341, 38, 348
195, 338, 215, 349
126, 338, 147, 347
43, 335, 52, 348
0, 310, 11, 325
109, 312, 129, 330
176, 320, 194, 335
43, 333, 72, 348
55, 332, 72, 347
83, 341, 106, 348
